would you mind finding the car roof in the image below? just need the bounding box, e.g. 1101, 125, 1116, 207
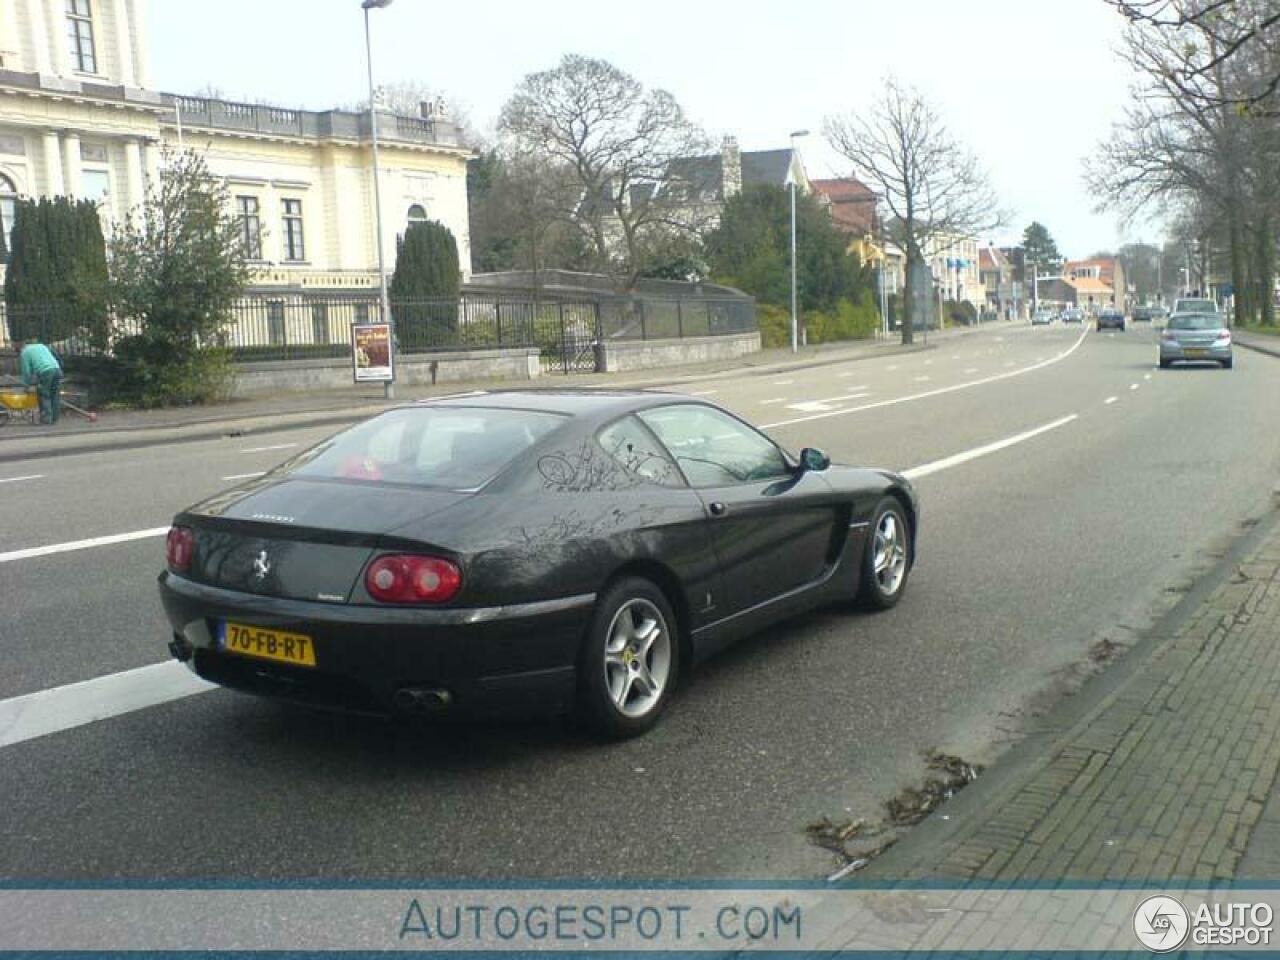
412, 389, 696, 417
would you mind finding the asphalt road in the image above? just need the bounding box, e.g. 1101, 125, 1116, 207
3, 321, 1279, 881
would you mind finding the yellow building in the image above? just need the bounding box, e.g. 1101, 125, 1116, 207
0, 0, 472, 306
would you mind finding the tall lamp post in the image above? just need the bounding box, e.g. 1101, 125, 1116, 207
362, 0, 394, 399
787, 129, 809, 353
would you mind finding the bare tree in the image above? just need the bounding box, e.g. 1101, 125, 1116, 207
1106, 0, 1280, 111
498, 54, 710, 288
825, 78, 1004, 343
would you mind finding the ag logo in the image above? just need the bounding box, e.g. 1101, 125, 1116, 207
1133, 895, 1190, 952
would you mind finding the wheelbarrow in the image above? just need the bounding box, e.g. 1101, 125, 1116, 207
0, 387, 39, 426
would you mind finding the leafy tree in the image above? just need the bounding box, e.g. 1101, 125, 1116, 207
705, 185, 870, 314
1022, 222, 1064, 278
4, 196, 108, 348
108, 149, 250, 406
390, 220, 461, 350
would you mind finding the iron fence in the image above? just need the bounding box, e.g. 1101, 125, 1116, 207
1, 291, 757, 373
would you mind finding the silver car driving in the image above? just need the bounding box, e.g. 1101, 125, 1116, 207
1158, 312, 1233, 369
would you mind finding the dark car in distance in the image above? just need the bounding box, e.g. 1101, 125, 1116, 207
159, 392, 919, 738
1096, 309, 1125, 331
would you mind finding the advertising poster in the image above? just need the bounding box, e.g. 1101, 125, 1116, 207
352, 322, 394, 383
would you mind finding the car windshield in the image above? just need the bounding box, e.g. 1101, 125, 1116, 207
1168, 313, 1224, 331
282, 406, 565, 488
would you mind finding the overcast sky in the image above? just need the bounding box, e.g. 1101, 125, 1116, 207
149, 0, 1158, 257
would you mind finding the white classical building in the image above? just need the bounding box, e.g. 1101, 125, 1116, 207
0, 0, 472, 305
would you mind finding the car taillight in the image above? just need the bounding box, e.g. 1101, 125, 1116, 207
166, 526, 194, 573
365, 555, 462, 604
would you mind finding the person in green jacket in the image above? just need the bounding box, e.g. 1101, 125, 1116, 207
18, 338, 63, 425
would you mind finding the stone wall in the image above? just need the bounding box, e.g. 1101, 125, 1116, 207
229, 347, 540, 398
599, 331, 761, 373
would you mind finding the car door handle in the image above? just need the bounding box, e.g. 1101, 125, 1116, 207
709, 501, 728, 517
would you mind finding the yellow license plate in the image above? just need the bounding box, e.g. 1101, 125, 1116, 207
219, 621, 317, 667
1184, 348, 1208, 358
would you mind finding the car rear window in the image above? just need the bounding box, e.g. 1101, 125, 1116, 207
283, 406, 566, 489
1175, 299, 1217, 314
1168, 314, 1224, 330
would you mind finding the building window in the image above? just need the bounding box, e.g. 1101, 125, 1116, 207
281, 198, 305, 261
66, 0, 97, 74
82, 168, 110, 204
237, 196, 262, 260
0, 173, 17, 259
310, 303, 329, 345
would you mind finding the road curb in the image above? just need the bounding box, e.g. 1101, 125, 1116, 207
1236, 333, 1280, 361
858, 492, 1280, 882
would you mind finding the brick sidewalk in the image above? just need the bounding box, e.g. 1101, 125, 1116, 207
867, 513, 1280, 885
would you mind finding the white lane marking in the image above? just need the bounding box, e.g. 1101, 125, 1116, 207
241, 442, 297, 454
1130, 383, 1140, 391
772, 379, 794, 386
914, 376, 931, 382
1003, 361, 1016, 368
223, 471, 266, 482
837, 371, 855, 378
951, 355, 961, 360
924, 359, 934, 366
0, 661, 215, 749
1105, 396, 1119, 405
1144, 374, 1152, 380
785, 392, 871, 413
0, 527, 168, 565
761, 327, 1089, 430
887, 365, 899, 371
964, 368, 980, 375
903, 415, 1079, 481
759, 397, 789, 405
0, 474, 43, 485
688, 390, 718, 397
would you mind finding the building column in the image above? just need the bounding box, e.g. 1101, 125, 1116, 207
41, 132, 64, 195
129, 0, 151, 88
27, 0, 53, 73
61, 132, 82, 197
141, 139, 160, 188
45, 0, 72, 75
111, 0, 136, 85
123, 139, 145, 208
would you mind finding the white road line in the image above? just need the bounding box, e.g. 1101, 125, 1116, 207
1130, 383, 1140, 391
1144, 374, 1152, 380
902, 415, 1079, 481
223, 471, 266, 482
0, 474, 43, 485
914, 376, 931, 382
785, 392, 871, 413
759, 397, 789, 405
1003, 361, 1016, 368
241, 442, 297, 454
772, 379, 794, 386
0, 662, 215, 750
837, 371, 855, 378
1105, 396, 1119, 405
761, 327, 1089, 430
951, 355, 961, 360
688, 390, 718, 397
887, 365, 899, 371
964, 368, 979, 375
0, 527, 168, 565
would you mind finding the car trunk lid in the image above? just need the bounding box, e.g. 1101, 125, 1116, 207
176, 477, 468, 603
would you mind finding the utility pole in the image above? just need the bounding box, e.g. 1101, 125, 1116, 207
363, 0, 395, 399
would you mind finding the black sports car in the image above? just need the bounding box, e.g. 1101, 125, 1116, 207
160, 392, 919, 737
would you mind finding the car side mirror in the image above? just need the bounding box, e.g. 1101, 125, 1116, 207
799, 447, 830, 473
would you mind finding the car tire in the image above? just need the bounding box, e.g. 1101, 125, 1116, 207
576, 577, 680, 739
859, 497, 912, 611
1159, 357, 1171, 369
1222, 358, 1233, 369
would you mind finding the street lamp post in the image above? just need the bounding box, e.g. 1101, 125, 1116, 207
788, 129, 809, 353
362, 0, 394, 399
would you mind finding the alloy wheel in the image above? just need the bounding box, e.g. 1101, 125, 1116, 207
603, 598, 672, 718
874, 511, 908, 596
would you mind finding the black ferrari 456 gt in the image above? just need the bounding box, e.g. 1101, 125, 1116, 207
160, 391, 918, 738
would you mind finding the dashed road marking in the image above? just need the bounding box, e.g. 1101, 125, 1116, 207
903, 415, 1078, 481
222, 471, 267, 482
0, 474, 43, 485
241, 442, 297, 454
0, 527, 169, 565
1105, 396, 1118, 405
